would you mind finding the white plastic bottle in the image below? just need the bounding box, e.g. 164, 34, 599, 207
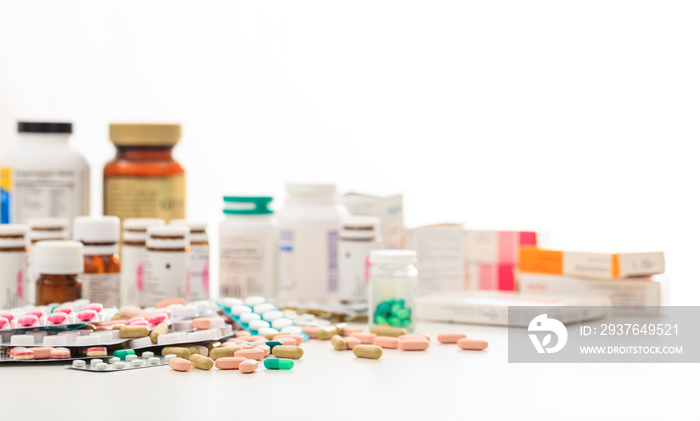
170, 220, 209, 301
26, 217, 69, 305
121, 218, 165, 306
338, 216, 382, 303
143, 225, 190, 306
0, 122, 89, 225
0, 224, 29, 308
219, 196, 276, 299
277, 184, 345, 304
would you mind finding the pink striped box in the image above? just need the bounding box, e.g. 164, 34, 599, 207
463, 230, 537, 291
465, 263, 518, 291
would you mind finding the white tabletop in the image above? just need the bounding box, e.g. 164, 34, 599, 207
2, 321, 695, 420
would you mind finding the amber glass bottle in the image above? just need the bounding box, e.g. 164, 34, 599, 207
35, 240, 83, 305
103, 124, 185, 223
73, 216, 121, 307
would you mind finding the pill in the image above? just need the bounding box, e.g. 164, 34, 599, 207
353, 345, 383, 359
255, 344, 271, 356
50, 348, 70, 359
266, 341, 283, 350
214, 356, 246, 370
77, 310, 98, 322
54, 306, 73, 315
239, 313, 261, 324
262, 310, 284, 322
90, 358, 103, 366
245, 296, 266, 306
26, 310, 44, 318
72, 360, 86, 368
349, 332, 376, 344
331, 335, 346, 351
119, 325, 149, 338
276, 337, 297, 346
187, 346, 201, 356
30, 347, 53, 359
109, 357, 120, 364
150, 323, 168, 344
231, 305, 253, 316
131, 359, 145, 367
84, 303, 103, 313
142, 351, 155, 359
127, 319, 148, 326
147, 314, 168, 325
271, 346, 304, 359
47, 313, 68, 324
125, 354, 138, 362
95, 362, 109, 370
253, 303, 274, 314
248, 320, 270, 331
437, 333, 467, 343
371, 326, 408, 338
222, 297, 243, 307
189, 354, 214, 370
18, 315, 39, 326
210, 347, 241, 360
301, 326, 319, 339
234, 348, 265, 360
191, 317, 212, 329
457, 338, 488, 350
398, 335, 426, 341
318, 326, 339, 340
114, 361, 127, 369
156, 298, 186, 308
119, 305, 144, 319
344, 336, 361, 350
195, 345, 209, 356
13, 348, 34, 360
264, 358, 294, 370
273, 334, 303, 345
87, 347, 107, 357
333, 323, 348, 335
247, 335, 267, 343
0, 317, 9, 329
280, 326, 302, 335
373, 336, 399, 349
271, 318, 293, 330
161, 347, 191, 360
114, 349, 136, 360
239, 359, 258, 374
148, 357, 161, 365
341, 326, 363, 337
238, 343, 252, 349
205, 341, 221, 351
235, 330, 251, 338
398, 339, 429, 351
418, 333, 431, 341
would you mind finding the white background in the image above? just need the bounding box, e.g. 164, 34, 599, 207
0, 1, 698, 304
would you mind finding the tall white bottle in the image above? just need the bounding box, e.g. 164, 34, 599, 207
277, 183, 345, 304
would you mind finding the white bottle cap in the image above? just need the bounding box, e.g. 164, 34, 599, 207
33, 241, 84, 274
0, 224, 29, 248
369, 250, 417, 264
27, 217, 69, 241
73, 216, 120, 255
146, 226, 189, 249
169, 220, 208, 243
286, 183, 336, 196
123, 218, 165, 242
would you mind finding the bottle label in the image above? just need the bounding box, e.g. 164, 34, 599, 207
0, 251, 28, 308
220, 235, 267, 298
189, 245, 209, 300
339, 240, 379, 301
82, 272, 120, 307
103, 174, 185, 221
143, 250, 190, 307
1, 167, 88, 224
121, 245, 148, 307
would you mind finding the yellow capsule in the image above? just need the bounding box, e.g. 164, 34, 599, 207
209, 346, 241, 360
189, 354, 214, 370
370, 326, 407, 338
119, 325, 149, 339
353, 345, 383, 359
149, 323, 168, 344
271, 345, 304, 359
318, 326, 339, 340
334, 323, 348, 335
263, 331, 281, 340
330, 335, 346, 351
161, 347, 191, 360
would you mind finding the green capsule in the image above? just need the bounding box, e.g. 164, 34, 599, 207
401, 319, 412, 328
396, 308, 410, 320
377, 302, 391, 315
375, 315, 388, 325
264, 358, 294, 370
113, 349, 135, 361
388, 317, 401, 327
391, 303, 402, 314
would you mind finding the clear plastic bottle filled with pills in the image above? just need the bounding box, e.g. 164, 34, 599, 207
368, 250, 417, 332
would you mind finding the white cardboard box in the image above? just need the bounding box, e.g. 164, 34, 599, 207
407, 223, 465, 296
341, 192, 404, 249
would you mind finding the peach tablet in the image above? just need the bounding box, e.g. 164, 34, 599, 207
343, 326, 364, 337
169, 357, 192, 371
437, 333, 467, 344
273, 334, 303, 345
235, 330, 251, 338
398, 339, 429, 351
457, 339, 488, 350
215, 356, 247, 370
398, 335, 426, 341
373, 336, 399, 349
301, 326, 319, 339
239, 359, 258, 374
191, 318, 212, 330
345, 337, 361, 350
276, 337, 296, 346
157, 298, 187, 308
234, 348, 265, 360
349, 332, 376, 344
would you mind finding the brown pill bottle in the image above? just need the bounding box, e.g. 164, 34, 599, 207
73, 216, 121, 307
103, 124, 186, 223
35, 240, 84, 305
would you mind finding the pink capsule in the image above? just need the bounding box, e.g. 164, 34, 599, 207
53, 306, 73, 315
83, 303, 103, 313
47, 313, 68, 324
18, 315, 39, 326
76, 310, 98, 322
148, 314, 168, 325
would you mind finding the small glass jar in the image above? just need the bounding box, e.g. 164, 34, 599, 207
368, 250, 417, 332
35, 240, 84, 305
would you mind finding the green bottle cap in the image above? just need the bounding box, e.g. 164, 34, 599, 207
223, 196, 273, 215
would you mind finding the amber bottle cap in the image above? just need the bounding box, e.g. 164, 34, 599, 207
109, 123, 181, 146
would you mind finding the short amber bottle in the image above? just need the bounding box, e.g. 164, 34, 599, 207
35, 240, 84, 305
103, 124, 185, 222
73, 216, 121, 307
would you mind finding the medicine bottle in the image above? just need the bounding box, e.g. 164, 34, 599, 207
143, 225, 190, 307
368, 250, 417, 332
121, 218, 165, 306
0, 224, 29, 308
34, 240, 84, 306
27, 217, 69, 305
103, 124, 185, 223
73, 216, 121, 307
170, 220, 209, 300
0, 122, 89, 225
219, 196, 276, 299
339, 216, 382, 303
277, 184, 346, 303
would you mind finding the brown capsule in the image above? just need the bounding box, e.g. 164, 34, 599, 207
330, 335, 346, 351
149, 323, 168, 344
161, 347, 191, 359
318, 326, 339, 340
119, 325, 149, 338
189, 354, 214, 370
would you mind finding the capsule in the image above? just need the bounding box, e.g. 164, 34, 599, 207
161, 347, 191, 360
266, 341, 283, 350
457, 338, 488, 350
187, 346, 208, 357
271, 345, 304, 359
210, 346, 241, 360
370, 326, 407, 338
373, 336, 399, 349
150, 323, 169, 344
189, 354, 214, 370
113, 349, 136, 361
317, 326, 339, 340
119, 325, 149, 338
330, 335, 346, 351
353, 345, 383, 359
264, 358, 294, 370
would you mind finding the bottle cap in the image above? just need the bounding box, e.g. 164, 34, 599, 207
18, 122, 72, 134
0, 224, 29, 248
369, 250, 417, 264
222, 196, 273, 215
73, 216, 120, 243
285, 183, 336, 196
109, 123, 181, 146
146, 226, 189, 249
27, 218, 69, 242
33, 241, 84, 274
123, 218, 165, 242
169, 220, 208, 243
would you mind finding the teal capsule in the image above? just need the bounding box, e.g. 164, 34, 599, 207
396, 308, 410, 320
388, 317, 401, 327
113, 349, 135, 361
266, 341, 283, 349
375, 315, 388, 325
264, 358, 294, 370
